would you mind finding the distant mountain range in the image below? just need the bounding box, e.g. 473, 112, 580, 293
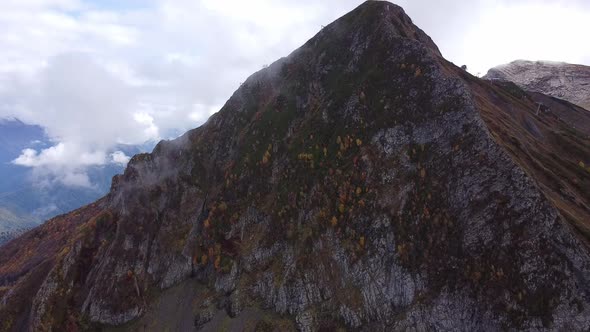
485, 60, 590, 111
0, 119, 153, 244
0, 207, 37, 244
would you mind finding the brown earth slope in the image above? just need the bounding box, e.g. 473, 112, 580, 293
2, 1, 590, 331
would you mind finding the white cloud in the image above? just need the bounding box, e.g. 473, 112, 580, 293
110, 151, 130, 166
13, 143, 106, 168
3, 52, 161, 186
12, 142, 106, 188
60, 171, 93, 187
0, 0, 589, 188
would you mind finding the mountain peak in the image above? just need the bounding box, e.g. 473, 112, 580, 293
318, 1, 442, 57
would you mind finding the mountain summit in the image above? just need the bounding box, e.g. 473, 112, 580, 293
2, 1, 590, 331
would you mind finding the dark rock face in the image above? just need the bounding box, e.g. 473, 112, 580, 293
2, 2, 590, 331
485, 60, 590, 111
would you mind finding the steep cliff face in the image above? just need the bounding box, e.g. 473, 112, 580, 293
2, 2, 590, 331
485, 60, 590, 111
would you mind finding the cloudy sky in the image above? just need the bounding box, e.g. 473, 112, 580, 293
0, 0, 589, 187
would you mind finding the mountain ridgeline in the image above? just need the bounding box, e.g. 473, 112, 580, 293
2, 2, 590, 331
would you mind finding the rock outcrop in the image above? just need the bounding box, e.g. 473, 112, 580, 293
2, 2, 590, 331
485, 60, 590, 111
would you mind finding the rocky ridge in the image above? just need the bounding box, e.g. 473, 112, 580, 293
1, 2, 590, 331
485, 60, 590, 111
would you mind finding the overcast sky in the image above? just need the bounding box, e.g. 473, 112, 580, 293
0, 0, 589, 187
